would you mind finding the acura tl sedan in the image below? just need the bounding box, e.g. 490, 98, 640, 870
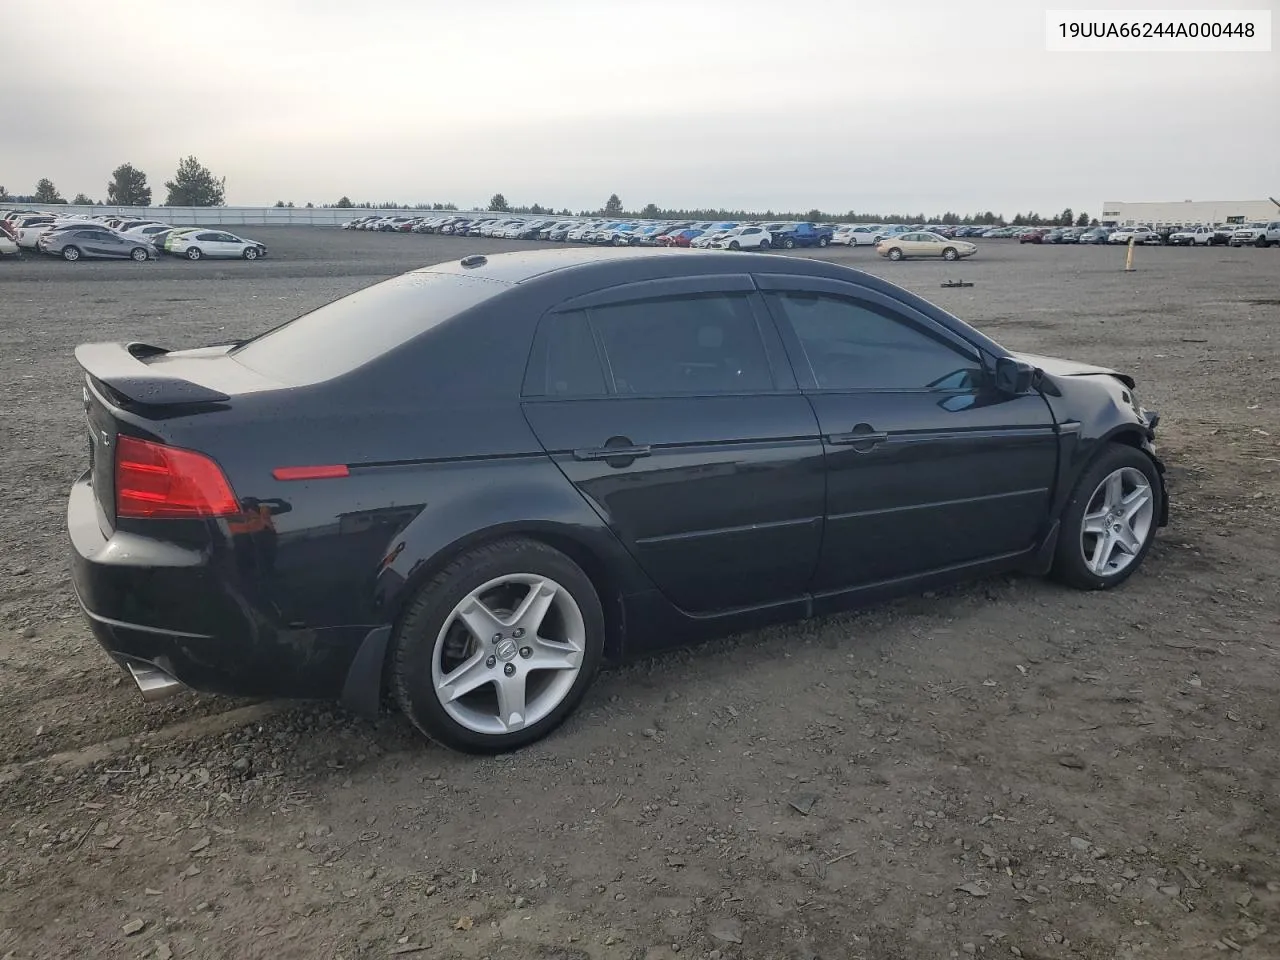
876, 231, 978, 261
68, 248, 1168, 753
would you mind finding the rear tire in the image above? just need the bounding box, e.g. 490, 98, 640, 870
185, 247, 202, 260
130, 247, 148, 262
391, 538, 606, 754
1051, 443, 1162, 590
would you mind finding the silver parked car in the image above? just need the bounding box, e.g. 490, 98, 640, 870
40, 227, 157, 262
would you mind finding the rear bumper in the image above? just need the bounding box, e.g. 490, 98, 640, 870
67, 472, 374, 702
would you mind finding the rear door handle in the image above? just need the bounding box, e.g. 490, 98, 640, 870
573, 440, 652, 463
827, 424, 888, 450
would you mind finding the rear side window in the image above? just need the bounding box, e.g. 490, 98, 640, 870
588, 292, 774, 395
523, 311, 607, 397
231, 271, 507, 385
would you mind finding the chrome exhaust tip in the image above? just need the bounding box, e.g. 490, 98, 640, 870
126, 662, 185, 702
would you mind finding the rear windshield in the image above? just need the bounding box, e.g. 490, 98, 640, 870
230, 269, 508, 384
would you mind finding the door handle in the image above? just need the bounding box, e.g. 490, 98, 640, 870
573, 438, 652, 464
827, 424, 888, 451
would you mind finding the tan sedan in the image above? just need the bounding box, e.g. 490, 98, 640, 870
876, 231, 977, 262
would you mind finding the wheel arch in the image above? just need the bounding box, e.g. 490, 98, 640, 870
382, 519, 632, 664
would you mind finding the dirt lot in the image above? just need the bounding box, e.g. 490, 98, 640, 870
1, 229, 1278, 960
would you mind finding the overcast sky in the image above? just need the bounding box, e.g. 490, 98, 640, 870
3, 0, 1276, 217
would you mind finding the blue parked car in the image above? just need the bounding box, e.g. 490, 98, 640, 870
769, 222, 834, 249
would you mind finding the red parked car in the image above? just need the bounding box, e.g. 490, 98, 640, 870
657, 228, 703, 248
1019, 230, 1047, 244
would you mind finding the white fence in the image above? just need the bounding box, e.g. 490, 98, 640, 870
9, 204, 477, 227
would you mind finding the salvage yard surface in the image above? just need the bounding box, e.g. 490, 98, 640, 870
1, 229, 1278, 960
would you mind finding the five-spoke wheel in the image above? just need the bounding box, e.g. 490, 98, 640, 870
392, 538, 604, 753
1053, 443, 1162, 589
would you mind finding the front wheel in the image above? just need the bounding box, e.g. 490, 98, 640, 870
1051, 443, 1162, 590
728, 241, 740, 250
759, 238, 770, 250
887, 247, 904, 261
61, 245, 81, 262
391, 538, 605, 754
942, 247, 959, 261
783, 238, 795, 249
1257, 237, 1270, 248
243, 247, 259, 260
185, 247, 202, 260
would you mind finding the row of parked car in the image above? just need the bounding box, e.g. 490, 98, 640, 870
1019, 221, 1280, 247
341, 214, 989, 261
0, 209, 269, 261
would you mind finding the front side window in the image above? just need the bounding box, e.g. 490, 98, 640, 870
765, 291, 982, 391
588, 293, 774, 395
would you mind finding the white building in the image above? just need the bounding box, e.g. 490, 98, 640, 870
1100, 198, 1278, 228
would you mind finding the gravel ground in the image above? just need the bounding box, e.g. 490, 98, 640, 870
1, 229, 1278, 960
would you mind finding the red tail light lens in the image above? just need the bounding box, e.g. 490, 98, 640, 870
115, 435, 239, 519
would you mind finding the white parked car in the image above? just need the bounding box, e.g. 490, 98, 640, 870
0, 233, 19, 257
1109, 226, 1159, 244
16, 217, 77, 249
1229, 221, 1280, 247
708, 225, 773, 250
168, 230, 269, 260
691, 229, 735, 249
1166, 226, 1215, 246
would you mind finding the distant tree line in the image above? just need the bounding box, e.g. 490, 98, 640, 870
1, 178, 1095, 227
4, 157, 227, 208
476, 192, 1096, 228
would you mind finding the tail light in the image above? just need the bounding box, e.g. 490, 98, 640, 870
115, 435, 239, 519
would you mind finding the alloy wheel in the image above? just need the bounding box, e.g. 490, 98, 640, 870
1079, 466, 1154, 578
431, 573, 585, 735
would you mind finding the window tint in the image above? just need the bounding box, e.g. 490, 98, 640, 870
523, 310, 607, 397
588, 293, 773, 395
231, 270, 507, 385
766, 292, 982, 391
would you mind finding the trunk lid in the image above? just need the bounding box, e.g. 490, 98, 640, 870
75, 341, 287, 528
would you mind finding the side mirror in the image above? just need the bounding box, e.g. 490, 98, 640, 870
995, 356, 1036, 395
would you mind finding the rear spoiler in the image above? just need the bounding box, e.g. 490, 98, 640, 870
74, 342, 231, 405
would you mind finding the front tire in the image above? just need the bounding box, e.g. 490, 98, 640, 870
243, 247, 259, 260
759, 238, 770, 250
391, 538, 605, 754
1051, 443, 1162, 590
61, 246, 81, 262
942, 247, 959, 261
887, 247, 904, 261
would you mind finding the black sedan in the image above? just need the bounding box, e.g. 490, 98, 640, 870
67, 248, 1169, 753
